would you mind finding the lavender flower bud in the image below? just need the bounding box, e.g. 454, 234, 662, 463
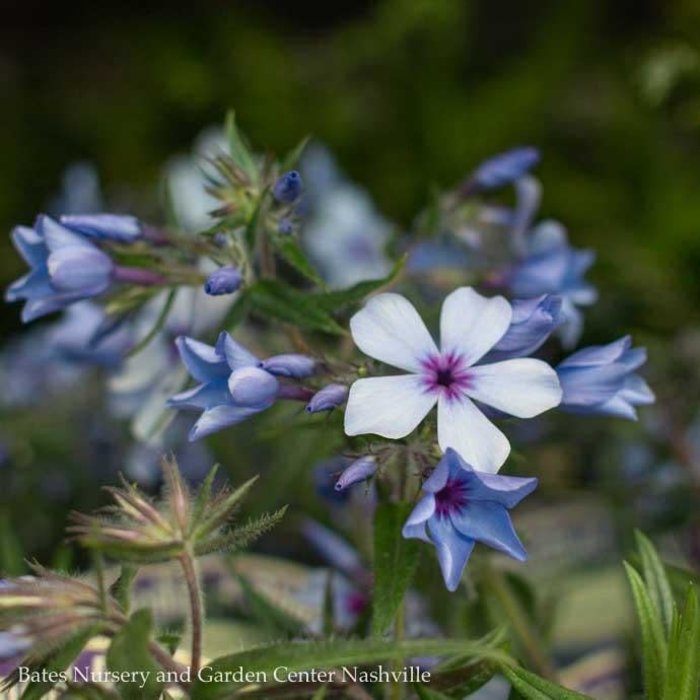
335, 456, 377, 491
278, 218, 294, 235
261, 354, 316, 378
471, 147, 540, 190
227, 367, 279, 408
59, 213, 143, 243
305, 384, 349, 413
272, 170, 303, 204
204, 266, 243, 296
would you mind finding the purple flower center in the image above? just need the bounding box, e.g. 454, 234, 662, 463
421, 352, 472, 400
434, 478, 469, 517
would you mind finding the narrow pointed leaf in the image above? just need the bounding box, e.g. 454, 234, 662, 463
663, 584, 700, 700
500, 665, 594, 699
372, 502, 420, 636
623, 562, 667, 700
635, 531, 675, 635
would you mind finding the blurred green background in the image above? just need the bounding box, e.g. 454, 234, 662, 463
2, 0, 700, 341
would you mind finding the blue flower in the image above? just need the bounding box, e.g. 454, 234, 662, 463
278, 218, 294, 235
204, 266, 243, 296
273, 170, 303, 204
469, 147, 540, 191
168, 332, 279, 440
6, 215, 114, 322
49, 302, 132, 370
59, 213, 142, 242
403, 448, 537, 591
484, 295, 564, 362
557, 336, 655, 419
506, 221, 596, 347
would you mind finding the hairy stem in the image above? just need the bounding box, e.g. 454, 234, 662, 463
179, 550, 204, 675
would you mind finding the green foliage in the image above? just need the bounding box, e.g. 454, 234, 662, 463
500, 665, 593, 699
225, 110, 259, 186
371, 501, 420, 636
106, 609, 163, 700
191, 635, 511, 700
624, 531, 700, 700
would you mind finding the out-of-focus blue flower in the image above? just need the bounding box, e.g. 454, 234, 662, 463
6, 215, 114, 322
59, 213, 142, 243
403, 448, 537, 591
335, 456, 377, 491
469, 147, 540, 191
48, 302, 132, 370
260, 353, 316, 378
557, 336, 655, 419
306, 383, 349, 413
301, 145, 391, 289
168, 332, 280, 440
506, 221, 596, 347
204, 266, 243, 296
50, 161, 103, 215
273, 170, 303, 204
278, 218, 294, 235
484, 295, 564, 362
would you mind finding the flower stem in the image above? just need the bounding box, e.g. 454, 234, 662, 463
179, 550, 204, 675
113, 265, 168, 286
483, 563, 556, 680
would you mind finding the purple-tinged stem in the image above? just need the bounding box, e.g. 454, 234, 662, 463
113, 266, 167, 286
277, 384, 315, 402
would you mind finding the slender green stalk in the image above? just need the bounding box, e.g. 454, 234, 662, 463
180, 549, 204, 675
483, 564, 556, 680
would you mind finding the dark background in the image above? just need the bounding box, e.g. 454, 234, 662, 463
1, 0, 700, 342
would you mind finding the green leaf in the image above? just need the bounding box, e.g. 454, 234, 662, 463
191, 636, 511, 700
414, 684, 453, 700
635, 531, 675, 635
247, 280, 346, 335
312, 255, 406, 312
372, 502, 420, 636
13, 626, 99, 700
106, 609, 163, 700
225, 110, 258, 184
280, 135, 311, 172
273, 235, 324, 285
623, 561, 667, 700
663, 584, 700, 700
500, 665, 594, 700
427, 658, 499, 698
236, 574, 306, 637
221, 289, 253, 330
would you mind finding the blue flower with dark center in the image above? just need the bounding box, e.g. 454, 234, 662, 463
6, 215, 115, 322
403, 448, 537, 591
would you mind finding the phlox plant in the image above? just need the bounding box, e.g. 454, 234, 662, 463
0, 112, 696, 700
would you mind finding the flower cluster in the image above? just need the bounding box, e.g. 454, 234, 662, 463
3, 124, 656, 603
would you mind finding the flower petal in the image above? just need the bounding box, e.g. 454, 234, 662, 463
557, 363, 628, 407
437, 395, 510, 474
168, 379, 232, 410
215, 331, 260, 371
40, 215, 97, 251
427, 517, 475, 592
440, 287, 512, 365
349, 293, 438, 372
175, 336, 230, 383
451, 501, 527, 561
344, 374, 436, 439
188, 404, 262, 440
405, 494, 436, 527
469, 472, 538, 509
467, 359, 562, 418
47, 247, 113, 292
11, 225, 47, 267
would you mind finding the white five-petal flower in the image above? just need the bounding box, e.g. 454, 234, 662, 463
344, 287, 562, 473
